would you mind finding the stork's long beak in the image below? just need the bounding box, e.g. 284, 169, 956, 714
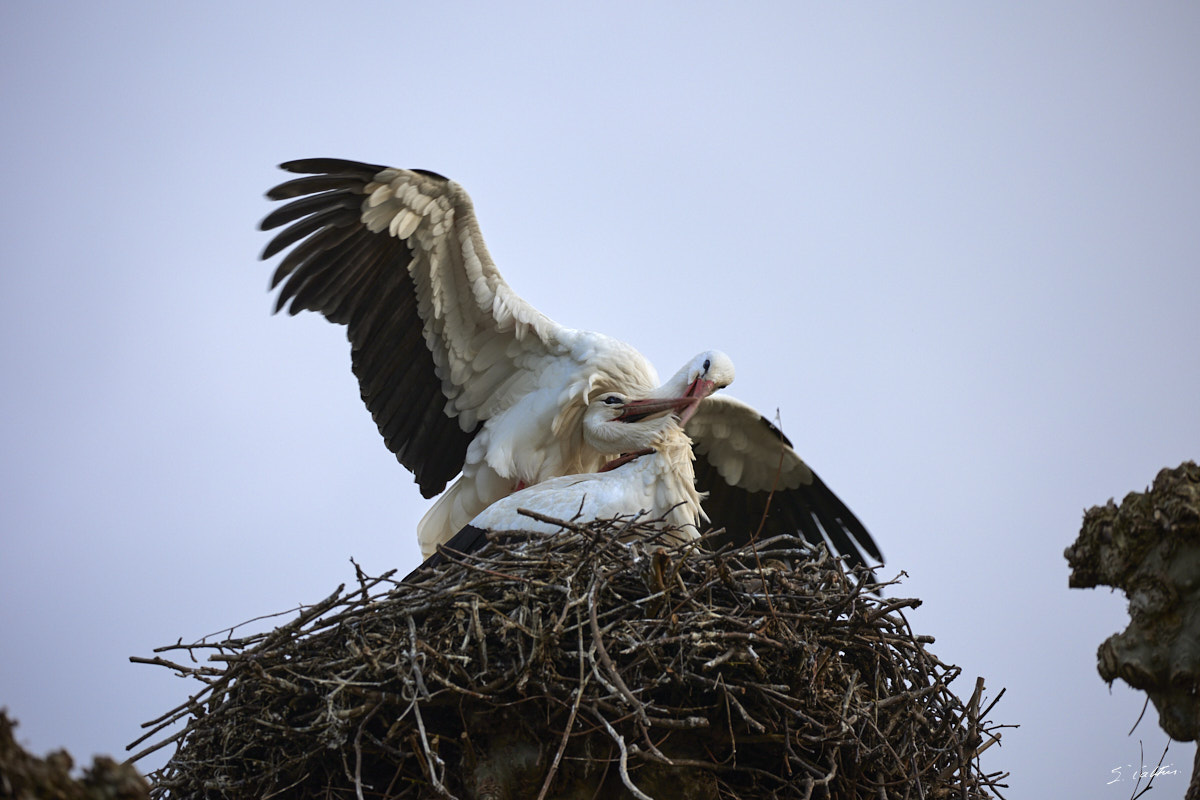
685, 376, 717, 399
615, 395, 698, 424
676, 376, 719, 426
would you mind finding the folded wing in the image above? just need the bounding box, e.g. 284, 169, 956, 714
687, 395, 882, 570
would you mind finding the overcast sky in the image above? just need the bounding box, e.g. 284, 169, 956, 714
2, 3, 1198, 796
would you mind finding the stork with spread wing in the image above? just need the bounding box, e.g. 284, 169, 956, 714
260, 159, 881, 569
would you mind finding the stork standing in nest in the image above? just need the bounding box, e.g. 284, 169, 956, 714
260, 159, 882, 569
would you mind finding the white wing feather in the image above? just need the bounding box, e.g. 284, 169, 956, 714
686, 395, 815, 492
363, 169, 587, 427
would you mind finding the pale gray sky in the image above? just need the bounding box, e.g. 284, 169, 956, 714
2, 3, 1198, 796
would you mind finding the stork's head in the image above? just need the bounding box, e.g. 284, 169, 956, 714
582, 392, 694, 453
659, 350, 736, 425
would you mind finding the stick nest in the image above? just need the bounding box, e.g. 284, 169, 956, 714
133, 519, 1009, 799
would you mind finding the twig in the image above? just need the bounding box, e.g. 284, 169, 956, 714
588, 575, 649, 728
592, 707, 654, 800
536, 608, 591, 800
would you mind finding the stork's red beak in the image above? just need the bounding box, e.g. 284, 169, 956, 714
615, 395, 698, 423
676, 376, 718, 425
685, 377, 717, 398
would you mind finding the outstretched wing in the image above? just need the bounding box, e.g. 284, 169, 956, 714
686, 395, 882, 570
260, 159, 572, 497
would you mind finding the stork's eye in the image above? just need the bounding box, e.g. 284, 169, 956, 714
703, 358, 711, 372
603, 395, 623, 405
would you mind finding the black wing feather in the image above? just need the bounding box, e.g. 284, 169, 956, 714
259, 190, 361, 231
260, 159, 475, 497
405, 524, 491, 579
278, 158, 389, 179
694, 414, 882, 571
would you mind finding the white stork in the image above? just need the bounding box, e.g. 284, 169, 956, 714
415, 392, 704, 572
260, 158, 882, 569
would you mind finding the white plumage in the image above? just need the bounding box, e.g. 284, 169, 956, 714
260, 159, 882, 569
416, 394, 705, 572
474, 396, 702, 534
